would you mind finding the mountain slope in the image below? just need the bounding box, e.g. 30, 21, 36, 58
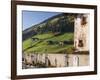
23, 13, 75, 53
23, 33, 74, 53
23, 13, 74, 41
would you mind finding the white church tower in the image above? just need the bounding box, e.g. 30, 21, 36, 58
74, 14, 89, 51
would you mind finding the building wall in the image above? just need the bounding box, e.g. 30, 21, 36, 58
74, 14, 89, 51
23, 53, 89, 68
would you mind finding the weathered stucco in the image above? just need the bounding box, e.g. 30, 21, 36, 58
74, 14, 89, 51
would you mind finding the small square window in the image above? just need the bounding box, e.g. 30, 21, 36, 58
81, 16, 87, 25
78, 40, 84, 47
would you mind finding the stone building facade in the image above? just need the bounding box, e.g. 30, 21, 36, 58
74, 14, 89, 51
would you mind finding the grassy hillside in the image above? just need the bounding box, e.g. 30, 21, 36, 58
23, 13, 75, 54
23, 32, 74, 54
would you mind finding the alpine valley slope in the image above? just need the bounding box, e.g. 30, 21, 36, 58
23, 13, 75, 54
